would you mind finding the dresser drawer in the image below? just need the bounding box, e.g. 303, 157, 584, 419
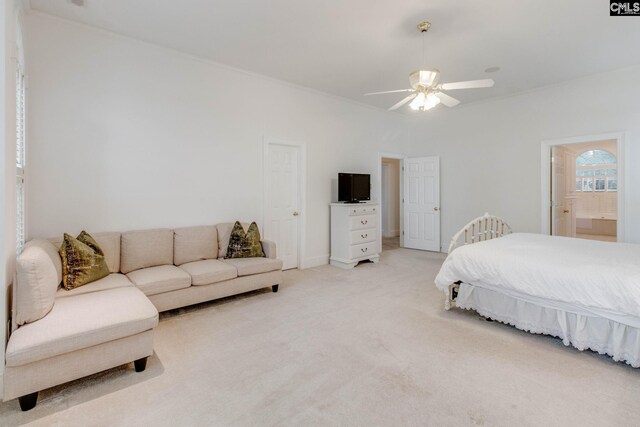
349, 229, 376, 245
348, 214, 376, 231
349, 242, 377, 259
347, 205, 377, 216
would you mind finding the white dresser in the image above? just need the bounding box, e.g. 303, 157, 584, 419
329, 203, 380, 269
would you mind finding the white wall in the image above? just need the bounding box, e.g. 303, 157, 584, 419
21, 11, 640, 265
407, 65, 640, 250
24, 13, 408, 267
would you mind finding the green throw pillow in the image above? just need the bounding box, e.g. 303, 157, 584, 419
77, 230, 105, 256
59, 231, 110, 290
225, 221, 265, 259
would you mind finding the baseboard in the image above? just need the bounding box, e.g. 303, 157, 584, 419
301, 254, 329, 269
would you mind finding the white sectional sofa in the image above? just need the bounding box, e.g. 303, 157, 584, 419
5, 223, 282, 411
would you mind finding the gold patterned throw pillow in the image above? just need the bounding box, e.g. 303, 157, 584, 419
59, 232, 110, 290
77, 230, 105, 256
225, 221, 265, 259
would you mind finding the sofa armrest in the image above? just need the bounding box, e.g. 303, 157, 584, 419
261, 240, 277, 259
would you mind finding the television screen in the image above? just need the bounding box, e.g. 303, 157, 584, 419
338, 173, 370, 202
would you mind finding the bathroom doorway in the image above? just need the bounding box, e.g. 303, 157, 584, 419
549, 139, 620, 242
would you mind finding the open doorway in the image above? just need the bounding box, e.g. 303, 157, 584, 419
381, 157, 401, 251
550, 139, 619, 242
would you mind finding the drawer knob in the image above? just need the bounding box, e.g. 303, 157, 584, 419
361, 247, 368, 253
361, 220, 368, 225
361, 234, 367, 239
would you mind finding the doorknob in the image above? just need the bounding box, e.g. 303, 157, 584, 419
563, 209, 570, 214
433, 207, 439, 211
292, 211, 299, 216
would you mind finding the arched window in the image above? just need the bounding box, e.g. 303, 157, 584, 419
575, 149, 616, 192
576, 150, 617, 166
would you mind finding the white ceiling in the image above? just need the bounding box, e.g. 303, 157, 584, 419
27, 0, 640, 112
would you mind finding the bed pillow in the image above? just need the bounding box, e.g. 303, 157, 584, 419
225, 221, 265, 259
59, 232, 110, 290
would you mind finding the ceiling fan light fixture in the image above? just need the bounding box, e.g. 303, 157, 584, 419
364, 21, 493, 112
409, 92, 426, 110
425, 93, 441, 110
409, 69, 440, 90
409, 92, 440, 111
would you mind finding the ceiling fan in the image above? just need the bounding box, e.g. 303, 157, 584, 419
365, 22, 495, 112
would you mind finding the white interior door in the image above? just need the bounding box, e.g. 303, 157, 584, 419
551, 146, 567, 236
402, 156, 440, 251
265, 143, 300, 270
564, 151, 577, 237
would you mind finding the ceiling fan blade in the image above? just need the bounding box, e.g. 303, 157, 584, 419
364, 89, 413, 96
434, 92, 460, 107
388, 93, 417, 111
441, 79, 494, 90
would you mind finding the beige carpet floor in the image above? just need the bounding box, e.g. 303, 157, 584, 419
2, 247, 640, 426
382, 236, 400, 251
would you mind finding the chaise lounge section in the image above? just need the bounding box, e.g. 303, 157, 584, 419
5, 223, 282, 411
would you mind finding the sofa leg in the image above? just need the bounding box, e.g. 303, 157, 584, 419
272, 284, 279, 293
134, 357, 148, 372
18, 392, 38, 411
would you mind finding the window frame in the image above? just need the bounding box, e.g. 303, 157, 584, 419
16, 63, 26, 254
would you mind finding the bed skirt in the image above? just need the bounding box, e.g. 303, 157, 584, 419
455, 283, 640, 368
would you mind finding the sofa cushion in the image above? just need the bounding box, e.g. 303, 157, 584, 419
49, 232, 121, 273
59, 233, 110, 290
261, 240, 276, 259
222, 257, 283, 277
174, 225, 218, 265
216, 222, 249, 258
120, 229, 174, 274
226, 222, 265, 259
126, 265, 191, 296
179, 259, 238, 286
55, 273, 133, 299
6, 286, 158, 367
15, 239, 63, 326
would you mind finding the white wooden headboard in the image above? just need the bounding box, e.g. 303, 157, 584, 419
447, 213, 512, 254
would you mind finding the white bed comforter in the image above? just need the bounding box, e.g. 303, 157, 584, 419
435, 233, 640, 323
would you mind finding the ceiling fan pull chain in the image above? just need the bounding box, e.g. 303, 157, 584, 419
421, 29, 425, 67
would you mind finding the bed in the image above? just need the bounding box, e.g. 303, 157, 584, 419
435, 213, 640, 367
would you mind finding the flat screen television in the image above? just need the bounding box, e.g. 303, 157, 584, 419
338, 173, 371, 203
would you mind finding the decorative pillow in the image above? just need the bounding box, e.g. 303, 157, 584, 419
77, 230, 105, 256
59, 232, 110, 290
217, 222, 250, 258
225, 221, 265, 259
